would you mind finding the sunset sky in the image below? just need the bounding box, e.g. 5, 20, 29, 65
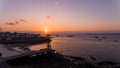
0, 0, 120, 32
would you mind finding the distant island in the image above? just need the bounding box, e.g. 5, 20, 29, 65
0, 32, 51, 44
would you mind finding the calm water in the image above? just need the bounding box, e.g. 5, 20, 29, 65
0, 34, 120, 61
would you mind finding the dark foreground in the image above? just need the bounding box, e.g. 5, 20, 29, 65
7, 52, 120, 68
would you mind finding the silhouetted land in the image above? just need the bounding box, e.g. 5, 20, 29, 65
7, 52, 120, 68
0, 32, 51, 44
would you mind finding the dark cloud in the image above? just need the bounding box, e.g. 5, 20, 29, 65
46, 16, 51, 19
5, 19, 27, 26
6, 22, 15, 25
15, 21, 19, 24
20, 19, 27, 23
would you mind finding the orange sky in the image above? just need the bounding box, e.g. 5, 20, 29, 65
0, 0, 120, 33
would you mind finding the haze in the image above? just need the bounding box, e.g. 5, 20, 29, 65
0, 0, 120, 33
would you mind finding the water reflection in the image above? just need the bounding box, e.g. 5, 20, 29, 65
1, 35, 120, 61
3, 44, 31, 53
0, 42, 51, 57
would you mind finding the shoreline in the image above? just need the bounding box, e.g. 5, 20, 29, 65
0, 32, 51, 44
7, 52, 120, 68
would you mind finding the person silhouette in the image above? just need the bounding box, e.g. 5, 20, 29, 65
0, 53, 2, 57
47, 43, 51, 50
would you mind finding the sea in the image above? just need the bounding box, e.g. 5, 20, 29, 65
0, 33, 120, 61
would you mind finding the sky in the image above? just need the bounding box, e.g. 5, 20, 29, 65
0, 0, 120, 33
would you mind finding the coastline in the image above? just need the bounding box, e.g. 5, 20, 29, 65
7, 52, 120, 68
0, 32, 51, 44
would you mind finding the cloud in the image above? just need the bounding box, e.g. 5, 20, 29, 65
20, 19, 27, 23
5, 19, 27, 26
15, 21, 19, 24
46, 16, 51, 19
6, 22, 15, 25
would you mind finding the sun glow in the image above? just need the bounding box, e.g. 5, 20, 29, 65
45, 29, 48, 33
42, 27, 50, 34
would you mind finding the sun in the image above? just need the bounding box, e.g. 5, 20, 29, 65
45, 29, 48, 33
42, 27, 50, 34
